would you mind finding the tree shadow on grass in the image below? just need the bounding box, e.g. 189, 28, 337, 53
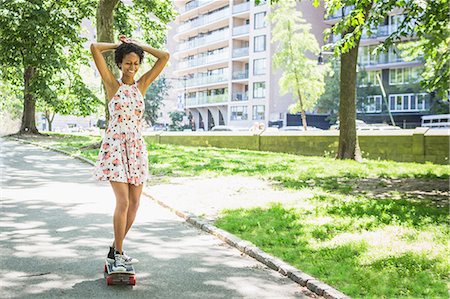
216, 204, 448, 298
270, 174, 449, 207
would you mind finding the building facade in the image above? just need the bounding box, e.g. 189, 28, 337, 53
326, 7, 447, 128
165, 0, 327, 131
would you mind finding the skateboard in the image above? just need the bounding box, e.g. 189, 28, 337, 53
104, 261, 136, 286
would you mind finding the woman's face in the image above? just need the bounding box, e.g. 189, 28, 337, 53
120, 52, 140, 77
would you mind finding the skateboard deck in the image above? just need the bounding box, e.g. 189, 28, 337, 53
104, 261, 136, 286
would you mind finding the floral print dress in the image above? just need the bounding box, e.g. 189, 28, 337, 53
93, 80, 148, 186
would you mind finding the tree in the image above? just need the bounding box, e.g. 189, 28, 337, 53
316, 59, 340, 123
143, 75, 171, 126
96, 0, 176, 126
265, 0, 449, 161
0, 0, 97, 135
168, 111, 185, 131
268, 0, 329, 131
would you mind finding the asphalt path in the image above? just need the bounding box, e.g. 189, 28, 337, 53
0, 138, 312, 299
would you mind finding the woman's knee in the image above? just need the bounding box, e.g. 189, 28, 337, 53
128, 196, 140, 212
115, 197, 129, 212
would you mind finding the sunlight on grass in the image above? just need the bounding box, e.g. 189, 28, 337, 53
14, 133, 449, 298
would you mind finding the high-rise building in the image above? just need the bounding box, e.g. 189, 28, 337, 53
163, 0, 327, 131
327, 7, 445, 128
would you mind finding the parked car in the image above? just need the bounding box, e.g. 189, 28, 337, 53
211, 125, 234, 131
329, 120, 400, 130
280, 126, 323, 131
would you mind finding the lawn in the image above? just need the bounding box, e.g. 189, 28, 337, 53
12, 132, 450, 298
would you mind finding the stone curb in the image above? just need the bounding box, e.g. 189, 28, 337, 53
8, 136, 351, 299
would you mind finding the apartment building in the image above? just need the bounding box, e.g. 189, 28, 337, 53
165, 0, 327, 131
326, 7, 445, 128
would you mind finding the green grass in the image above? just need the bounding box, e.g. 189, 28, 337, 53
13, 133, 450, 298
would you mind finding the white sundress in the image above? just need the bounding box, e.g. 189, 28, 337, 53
93, 80, 148, 186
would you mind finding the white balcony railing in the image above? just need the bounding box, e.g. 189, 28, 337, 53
178, 7, 230, 33
186, 73, 228, 87
232, 92, 248, 101
186, 93, 228, 107
178, 50, 229, 69
232, 24, 249, 36
180, 0, 214, 13
232, 47, 249, 58
232, 70, 249, 80
233, 2, 250, 14
177, 29, 229, 52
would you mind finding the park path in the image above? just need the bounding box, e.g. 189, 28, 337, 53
0, 138, 313, 299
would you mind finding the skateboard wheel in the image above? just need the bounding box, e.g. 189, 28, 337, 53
106, 275, 114, 285
129, 275, 136, 286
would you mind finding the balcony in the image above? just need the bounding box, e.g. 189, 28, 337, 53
233, 2, 250, 14
186, 93, 228, 107
325, 5, 354, 21
178, 7, 230, 33
232, 92, 248, 101
358, 53, 422, 67
232, 24, 249, 36
179, 50, 229, 70
180, 0, 214, 13
177, 29, 229, 52
232, 47, 249, 58
232, 70, 249, 80
361, 25, 400, 39
186, 73, 228, 88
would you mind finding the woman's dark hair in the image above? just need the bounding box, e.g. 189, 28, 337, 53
115, 43, 144, 68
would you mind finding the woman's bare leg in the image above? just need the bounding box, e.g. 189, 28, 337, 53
110, 181, 129, 253
111, 183, 144, 249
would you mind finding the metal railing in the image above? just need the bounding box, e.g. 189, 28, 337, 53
232, 92, 248, 101
232, 47, 249, 58
180, 0, 214, 13
186, 93, 228, 106
232, 24, 249, 36
232, 70, 249, 80
177, 28, 229, 51
185, 73, 228, 87
178, 50, 229, 69
178, 7, 230, 32
232, 1, 250, 14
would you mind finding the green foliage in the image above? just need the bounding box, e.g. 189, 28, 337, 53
168, 110, 185, 131
268, 0, 329, 113
143, 75, 171, 126
113, 0, 177, 62
316, 59, 340, 122
0, 81, 22, 119
0, 0, 99, 123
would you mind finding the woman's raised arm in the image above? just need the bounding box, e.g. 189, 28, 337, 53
131, 40, 170, 95
90, 42, 121, 91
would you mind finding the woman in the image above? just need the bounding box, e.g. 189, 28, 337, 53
91, 35, 169, 272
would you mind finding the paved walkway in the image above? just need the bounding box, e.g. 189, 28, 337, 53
0, 138, 314, 299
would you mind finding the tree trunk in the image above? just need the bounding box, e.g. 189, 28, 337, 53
19, 66, 40, 134
96, 0, 119, 128
300, 108, 307, 130
337, 42, 362, 161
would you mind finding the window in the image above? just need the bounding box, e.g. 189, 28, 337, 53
389, 67, 422, 85
359, 45, 380, 65
253, 58, 266, 75
359, 70, 381, 86
388, 93, 428, 112
254, 12, 266, 29
254, 35, 266, 52
252, 105, 265, 120
230, 106, 248, 120
357, 95, 382, 113
253, 82, 266, 98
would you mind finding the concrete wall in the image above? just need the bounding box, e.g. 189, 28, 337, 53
143, 128, 449, 164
